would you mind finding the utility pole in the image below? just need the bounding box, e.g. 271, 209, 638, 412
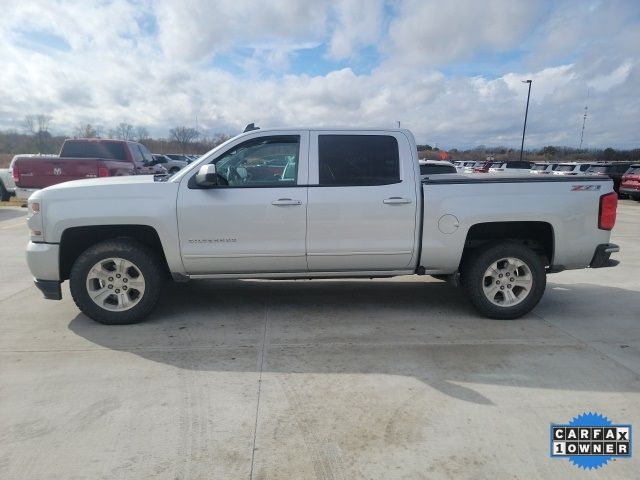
579, 89, 589, 150
519, 80, 532, 162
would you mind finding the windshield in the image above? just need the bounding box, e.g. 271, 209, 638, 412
489, 162, 504, 168
556, 164, 576, 172
627, 167, 640, 175
587, 166, 609, 173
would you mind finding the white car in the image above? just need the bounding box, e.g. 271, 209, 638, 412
553, 163, 592, 176
25, 127, 619, 325
488, 161, 534, 174
530, 163, 559, 174
455, 161, 478, 173
151, 154, 187, 174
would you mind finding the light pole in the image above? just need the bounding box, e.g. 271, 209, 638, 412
519, 79, 532, 162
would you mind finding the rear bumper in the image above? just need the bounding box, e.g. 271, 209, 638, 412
589, 243, 620, 268
620, 187, 639, 197
16, 187, 39, 200
35, 280, 62, 300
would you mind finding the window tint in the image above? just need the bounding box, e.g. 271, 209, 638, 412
61, 141, 127, 160
138, 144, 154, 163
213, 135, 300, 187
130, 145, 144, 165
627, 166, 640, 174
318, 135, 400, 186
580, 164, 590, 171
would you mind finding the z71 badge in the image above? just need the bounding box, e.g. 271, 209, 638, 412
571, 185, 601, 191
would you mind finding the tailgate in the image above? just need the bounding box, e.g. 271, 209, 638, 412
15, 157, 99, 188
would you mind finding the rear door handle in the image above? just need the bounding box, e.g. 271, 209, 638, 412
271, 198, 302, 206
383, 197, 412, 205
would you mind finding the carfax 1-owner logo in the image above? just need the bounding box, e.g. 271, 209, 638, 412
550, 412, 632, 470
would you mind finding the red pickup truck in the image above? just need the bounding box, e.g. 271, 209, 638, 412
13, 138, 155, 200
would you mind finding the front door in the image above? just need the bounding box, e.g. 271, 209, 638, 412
177, 131, 309, 274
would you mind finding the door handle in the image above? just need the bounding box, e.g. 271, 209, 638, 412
383, 197, 412, 205
271, 198, 302, 206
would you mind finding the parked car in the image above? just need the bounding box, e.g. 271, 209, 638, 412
530, 163, 559, 174
13, 139, 156, 200
0, 156, 19, 201
455, 161, 479, 173
165, 154, 193, 164
151, 154, 187, 174
419, 160, 457, 176
26, 127, 619, 325
472, 161, 493, 173
552, 163, 591, 176
488, 161, 534, 174
620, 164, 640, 200
585, 162, 634, 193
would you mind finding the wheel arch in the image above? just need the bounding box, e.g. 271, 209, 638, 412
460, 221, 555, 272
60, 224, 170, 281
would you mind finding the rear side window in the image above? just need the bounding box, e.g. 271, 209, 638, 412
61, 141, 127, 160
579, 164, 590, 172
318, 135, 400, 186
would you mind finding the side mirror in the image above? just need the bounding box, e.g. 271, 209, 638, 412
195, 164, 219, 187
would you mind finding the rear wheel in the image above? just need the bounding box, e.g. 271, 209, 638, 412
462, 242, 546, 319
70, 239, 163, 324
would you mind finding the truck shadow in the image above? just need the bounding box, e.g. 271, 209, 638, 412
68, 279, 640, 405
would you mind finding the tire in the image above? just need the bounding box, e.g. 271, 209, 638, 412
462, 242, 546, 320
0, 180, 10, 202
70, 239, 163, 325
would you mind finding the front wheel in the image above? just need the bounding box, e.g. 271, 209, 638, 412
462, 242, 546, 320
70, 239, 163, 324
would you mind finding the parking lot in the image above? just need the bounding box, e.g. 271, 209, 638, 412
0, 200, 638, 479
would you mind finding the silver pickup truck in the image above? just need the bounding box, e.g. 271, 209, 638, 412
25, 128, 620, 324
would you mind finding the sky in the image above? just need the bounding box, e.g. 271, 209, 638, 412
1, 0, 639, 149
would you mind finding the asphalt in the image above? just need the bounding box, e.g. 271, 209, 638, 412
1, 201, 639, 479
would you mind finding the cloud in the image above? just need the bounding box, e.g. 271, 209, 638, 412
0, 0, 638, 149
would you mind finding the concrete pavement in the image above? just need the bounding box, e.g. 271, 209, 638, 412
1, 202, 639, 479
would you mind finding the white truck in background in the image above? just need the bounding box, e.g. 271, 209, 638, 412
25, 127, 620, 324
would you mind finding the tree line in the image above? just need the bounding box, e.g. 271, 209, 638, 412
0, 116, 232, 157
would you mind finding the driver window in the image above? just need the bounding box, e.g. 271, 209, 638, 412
214, 135, 300, 187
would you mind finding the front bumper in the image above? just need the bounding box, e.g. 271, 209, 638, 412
589, 243, 620, 268
26, 241, 60, 281
35, 279, 62, 300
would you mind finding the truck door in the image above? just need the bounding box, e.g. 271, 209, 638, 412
177, 131, 309, 274
306, 131, 419, 271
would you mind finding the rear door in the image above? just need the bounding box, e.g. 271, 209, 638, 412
306, 131, 419, 271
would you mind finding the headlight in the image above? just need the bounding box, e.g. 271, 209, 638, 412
27, 199, 44, 241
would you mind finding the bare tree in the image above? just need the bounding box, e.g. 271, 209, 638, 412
23, 114, 53, 152
135, 126, 150, 143
22, 115, 36, 134
169, 126, 199, 153
75, 123, 101, 138
110, 122, 135, 140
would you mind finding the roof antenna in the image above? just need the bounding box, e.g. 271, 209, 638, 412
244, 123, 259, 133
